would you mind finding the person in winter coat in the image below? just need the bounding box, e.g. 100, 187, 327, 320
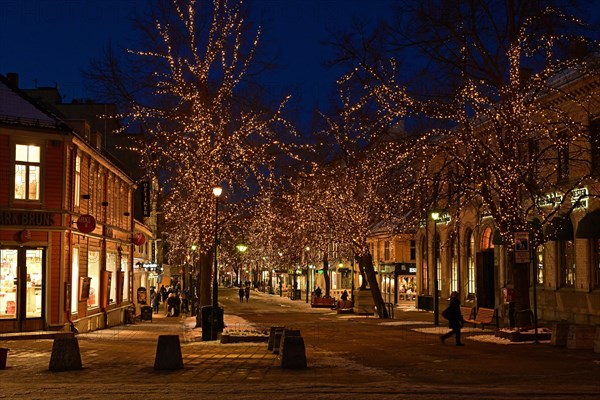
239, 287, 245, 302
440, 291, 465, 346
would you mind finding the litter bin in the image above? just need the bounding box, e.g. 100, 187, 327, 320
0, 348, 8, 369
201, 305, 224, 341
140, 305, 153, 322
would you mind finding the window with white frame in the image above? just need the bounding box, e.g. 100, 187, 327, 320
14, 144, 40, 200
74, 153, 81, 207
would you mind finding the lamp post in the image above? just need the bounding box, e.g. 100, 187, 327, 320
236, 243, 247, 288
305, 246, 310, 303
211, 186, 222, 340
431, 210, 440, 326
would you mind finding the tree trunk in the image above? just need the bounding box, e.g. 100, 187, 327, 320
512, 257, 532, 327
360, 252, 389, 318
323, 252, 331, 297
200, 251, 212, 308
357, 254, 368, 290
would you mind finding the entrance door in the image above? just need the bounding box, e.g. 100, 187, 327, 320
0, 248, 45, 331
476, 250, 495, 309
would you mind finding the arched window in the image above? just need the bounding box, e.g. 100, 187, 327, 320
450, 234, 458, 293
480, 226, 494, 250
466, 229, 475, 295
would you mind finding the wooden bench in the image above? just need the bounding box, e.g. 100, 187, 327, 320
460, 306, 473, 321
335, 300, 354, 314
464, 307, 498, 329
310, 296, 336, 308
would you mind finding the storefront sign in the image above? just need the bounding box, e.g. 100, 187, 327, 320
103, 225, 113, 238
141, 181, 151, 217
0, 211, 55, 226
132, 232, 146, 246
571, 187, 588, 209
19, 229, 32, 242
77, 214, 96, 233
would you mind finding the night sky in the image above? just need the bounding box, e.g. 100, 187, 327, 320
0, 0, 396, 120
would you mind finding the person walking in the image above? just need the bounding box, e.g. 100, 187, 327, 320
152, 289, 160, 314
239, 287, 245, 302
244, 285, 250, 302
440, 291, 465, 346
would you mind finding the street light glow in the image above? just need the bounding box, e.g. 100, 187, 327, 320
213, 186, 223, 197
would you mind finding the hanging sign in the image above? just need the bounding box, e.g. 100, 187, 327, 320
77, 214, 96, 233
132, 232, 146, 246
141, 181, 151, 217
514, 232, 530, 264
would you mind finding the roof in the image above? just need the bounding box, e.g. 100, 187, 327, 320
0, 75, 63, 129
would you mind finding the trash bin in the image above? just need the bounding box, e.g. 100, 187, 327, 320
0, 348, 8, 369
140, 305, 153, 322
201, 305, 224, 341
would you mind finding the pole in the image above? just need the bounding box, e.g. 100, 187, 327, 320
433, 217, 439, 326
532, 238, 539, 343
305, 254, 309, 303
211, 194, 219, 341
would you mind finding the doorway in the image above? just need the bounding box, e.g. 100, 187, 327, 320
0, 248, 45, 331
476, 250, 495, 309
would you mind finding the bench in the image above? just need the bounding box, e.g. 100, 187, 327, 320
335, 300, 354, 314
310, 296, 336, 308
460, 306, 473, 321
464, 307, 498, 329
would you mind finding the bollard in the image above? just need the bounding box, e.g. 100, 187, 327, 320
0, 348, 8, 369
268, 326, 285, 351
278, 329, 302, 355
551, 321, 569, 347
154, 335, 184, 370
280, 333, 307, 369
49, 333, 82, 371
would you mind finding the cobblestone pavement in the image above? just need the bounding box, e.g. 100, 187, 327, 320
1, 289, 599, 399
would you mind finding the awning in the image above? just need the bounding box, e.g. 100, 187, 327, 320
544, 215, 574, 241
576, 210, 600, 238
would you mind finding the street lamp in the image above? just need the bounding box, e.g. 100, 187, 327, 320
305, 246, 310, 303
236, 243, 247, 287
211, 186, 222, 340
431, 210, 440, 326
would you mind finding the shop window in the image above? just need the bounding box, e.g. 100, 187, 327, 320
25, 249, 43, 318
420, 236, 428, 294
467, 230, 475, 295
106, 252, 117, 304
121, 255, 129, 301
88, 250, 100, 308
558, 239, 575, 287
14, 144, 40, 201
0, 249, 18, 319
536, 244, 545, 285
71, 248, 79, 314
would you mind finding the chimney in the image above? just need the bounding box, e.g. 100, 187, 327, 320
6, 72, 19, 88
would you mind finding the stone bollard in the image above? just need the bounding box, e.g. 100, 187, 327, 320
268, 326, 285, 351
280, 330, 306, 369
551, 321, 569, 347
154, 335, 184, 370
272, 330, 284, 355
49, 333, 82, 371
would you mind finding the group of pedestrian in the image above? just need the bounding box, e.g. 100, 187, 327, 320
149, 284, 190, 317
238, 285, 250, 302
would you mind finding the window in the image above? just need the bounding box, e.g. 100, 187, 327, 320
421, 236, 428, 294
558, 239, 575, 287
71, 248, 79, 314
435, 232, 441, 294
88, 250, 100, 308
592, 239, 600, 289
74, 154, 81, 207
536, 245, 544, 285
410, 240, 416, 260
450, 235, 458, 293
14, 144, 40, 200
467, 230, 475, 295
384, 240, 390, 260
106, 252, 117, 304
590, 119, 600, 176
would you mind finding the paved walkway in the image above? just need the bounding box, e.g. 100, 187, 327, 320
0, 291, 599, 399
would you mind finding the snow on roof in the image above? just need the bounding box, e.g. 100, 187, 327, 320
0, 77, 59, 127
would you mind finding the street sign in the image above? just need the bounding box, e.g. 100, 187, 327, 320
514, 232, 530, 264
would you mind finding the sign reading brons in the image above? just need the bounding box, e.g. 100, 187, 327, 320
77, 214, 96, 233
